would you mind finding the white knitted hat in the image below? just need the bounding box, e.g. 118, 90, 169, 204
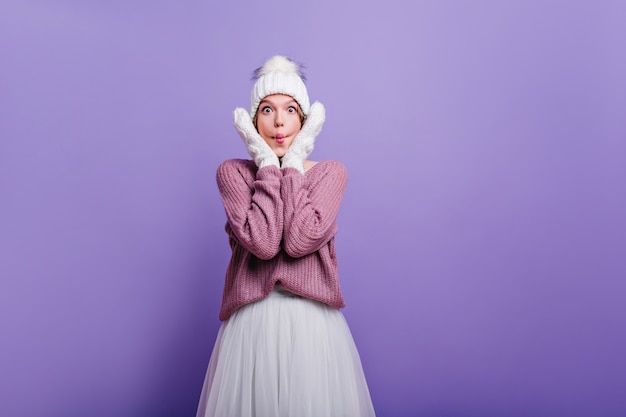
249, 55, 310, 118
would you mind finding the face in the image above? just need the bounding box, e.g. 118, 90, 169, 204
254, 94, 303, 158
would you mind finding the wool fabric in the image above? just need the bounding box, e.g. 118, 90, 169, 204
216, 158, 348, 321
249, 55, 310, 117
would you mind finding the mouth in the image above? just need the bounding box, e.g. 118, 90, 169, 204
275, 133, 285, 144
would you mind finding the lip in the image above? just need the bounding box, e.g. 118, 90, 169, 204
275, 133, 285, 144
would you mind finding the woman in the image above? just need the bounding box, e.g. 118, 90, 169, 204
196, 55, 376, 417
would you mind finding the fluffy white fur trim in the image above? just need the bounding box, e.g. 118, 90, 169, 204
253, 55, 305, 80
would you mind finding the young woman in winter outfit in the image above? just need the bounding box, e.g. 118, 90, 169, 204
196, 55, 376, 417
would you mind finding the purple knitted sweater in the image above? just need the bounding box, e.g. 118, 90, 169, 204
216, 158, 348, 321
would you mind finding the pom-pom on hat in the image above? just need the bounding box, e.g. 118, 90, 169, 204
249, 55, 310, 118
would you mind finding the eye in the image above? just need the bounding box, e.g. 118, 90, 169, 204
261, 106, 272, 113
288, 106, 297, 113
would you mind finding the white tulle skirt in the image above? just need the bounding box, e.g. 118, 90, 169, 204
196, 285, 376, 417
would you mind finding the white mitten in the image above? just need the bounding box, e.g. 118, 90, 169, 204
281, 101, 325, 173
233, 107, 280, 169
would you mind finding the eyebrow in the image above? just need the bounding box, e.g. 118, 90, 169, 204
259, 98, 299, 107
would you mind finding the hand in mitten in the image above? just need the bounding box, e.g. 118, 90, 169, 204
233, 107, 280, 169
281, 101, 325, 173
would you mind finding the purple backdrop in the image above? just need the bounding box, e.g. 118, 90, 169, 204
1, 1, 625, 416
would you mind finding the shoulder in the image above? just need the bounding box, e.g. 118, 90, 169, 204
308, 160, 348, 178
217, 158, 256, 177
216, 159, 257, 186
307, 160, 348, 188
217, 158, 255, 173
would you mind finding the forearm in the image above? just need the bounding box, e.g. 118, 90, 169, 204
281, 162, 347, 258
218, 161, 284, 260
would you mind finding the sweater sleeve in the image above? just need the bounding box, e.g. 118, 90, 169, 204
216, 159, 283, 260
280, 161, 348, 258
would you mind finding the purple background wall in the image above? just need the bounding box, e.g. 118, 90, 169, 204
1, 1, 625, 416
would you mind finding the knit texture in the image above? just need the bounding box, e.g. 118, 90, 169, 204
233, 108, 280, 169
216, 159, 348, 321
280, 101, 325, 173
249, 56, 310, 117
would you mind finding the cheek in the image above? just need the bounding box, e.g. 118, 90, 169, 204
286, 114, 302, 131
256, 120, 272, 140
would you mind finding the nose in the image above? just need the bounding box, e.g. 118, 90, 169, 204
274, 112, 284, 127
